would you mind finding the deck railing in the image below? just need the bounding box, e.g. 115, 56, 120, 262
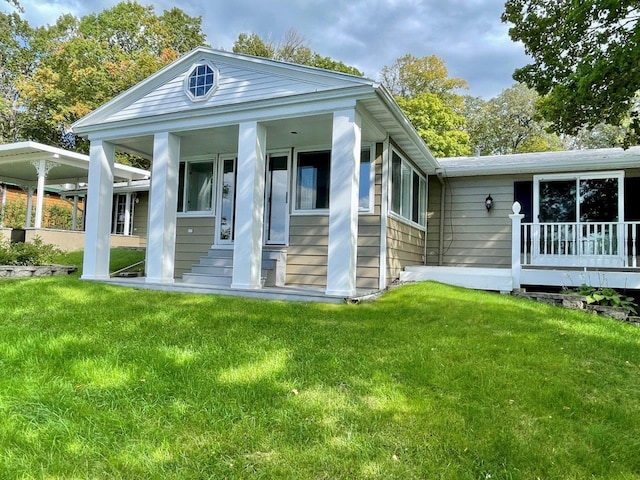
509, 202, 640, 289
518, 220, 640, 268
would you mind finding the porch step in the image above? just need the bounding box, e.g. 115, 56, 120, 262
182, 249, 282, 287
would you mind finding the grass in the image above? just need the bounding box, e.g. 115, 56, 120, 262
0, 249, 639, 479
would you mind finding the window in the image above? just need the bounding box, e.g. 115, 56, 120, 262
177, 160, 215, 213
295, 150, 330, 210
359, 146, 374, 211
534, 172, 623, 224
390, 150, 427, 227
185, 62, 218, 101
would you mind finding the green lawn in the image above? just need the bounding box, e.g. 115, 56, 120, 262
1, 250, 639, 479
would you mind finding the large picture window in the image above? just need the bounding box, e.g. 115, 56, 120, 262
177, 159, 215, 213
295, 150, 330, 210
390, 150, 426, 227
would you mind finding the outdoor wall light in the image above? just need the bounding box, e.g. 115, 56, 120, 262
485, 194, 493, 211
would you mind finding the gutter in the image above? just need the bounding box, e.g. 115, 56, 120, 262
436, 170, 446, 266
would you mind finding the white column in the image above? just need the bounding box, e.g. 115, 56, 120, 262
123, 192, 132, 236
72, 195, 79, 230
232, 121, 267, 289
326, 108, 361, 297
82, 140, 115, 280
146, 132, 180, 284
510, 201, 525, 290
25, 186, 34, 228
0, 183, 6, 228
34, 160, 47, 228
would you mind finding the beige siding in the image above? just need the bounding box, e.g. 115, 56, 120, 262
427, 174, 530, 268
132, 192, 149, 246
174, 216, 215, 278
286, 215, 329, 287
386, 216, 425, 283
286, 144, 384, 290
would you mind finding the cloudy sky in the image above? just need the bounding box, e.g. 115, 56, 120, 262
8, 0, 530, 99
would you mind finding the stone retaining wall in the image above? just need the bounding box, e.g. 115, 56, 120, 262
0, 265, 77, 278
514, 290, 640, 326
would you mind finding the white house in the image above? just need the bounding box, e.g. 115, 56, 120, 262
72, 47, 438, 299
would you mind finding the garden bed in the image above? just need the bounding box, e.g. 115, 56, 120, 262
514, 290, 640, 326
0, 265, 77, 278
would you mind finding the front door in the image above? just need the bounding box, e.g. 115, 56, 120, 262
216, 156, 236, 244
264, 152, 290, 245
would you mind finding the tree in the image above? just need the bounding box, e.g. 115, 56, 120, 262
396, 93, 470, 158
463, 83, 562, 155
380, 54, 470, 157
502, 1, 640, 144
15, 1, 206, 159
0, 12, 33, 142
3, 0, 21, 12
380, 54, 468, 103
232, 29, 363, 76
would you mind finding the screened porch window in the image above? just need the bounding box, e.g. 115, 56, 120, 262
390, 150, 427, 227
177, 160, 215, 213
295, 151, 330, 210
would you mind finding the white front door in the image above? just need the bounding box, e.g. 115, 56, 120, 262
264, 152, 290, 245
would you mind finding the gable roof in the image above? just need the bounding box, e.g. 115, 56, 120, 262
72, 47, 439, 175
437, 147, 640, 177
73, 47, 378, 131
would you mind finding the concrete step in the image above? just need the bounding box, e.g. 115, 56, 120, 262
190, 265, 234, 276
182, 273, 232, 286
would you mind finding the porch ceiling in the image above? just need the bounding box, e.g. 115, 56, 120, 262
109, 113, 387, 160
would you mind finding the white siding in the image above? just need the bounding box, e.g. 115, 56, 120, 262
110, 60, 352, 123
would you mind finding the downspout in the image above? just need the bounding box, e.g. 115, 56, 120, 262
0, 183, 5, 228
436, 170, 446, 266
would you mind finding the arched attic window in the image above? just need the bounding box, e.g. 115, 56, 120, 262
184, 60, 219, 101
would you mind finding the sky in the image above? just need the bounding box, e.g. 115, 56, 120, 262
8, 0, 530, 99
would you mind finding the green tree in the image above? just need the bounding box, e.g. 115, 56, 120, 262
502, 1, 640, 145
16, 1, 206, 153
396, 93, 470, 158
380, 54, 470, 157
232, 29, 362, 76
0, 12, 34, 142
464, 83, 562, 155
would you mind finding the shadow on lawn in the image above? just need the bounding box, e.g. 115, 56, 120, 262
1, 279, 640, 478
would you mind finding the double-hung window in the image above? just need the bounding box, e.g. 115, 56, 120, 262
390, 150, 426, 227
177, 159, 215, 214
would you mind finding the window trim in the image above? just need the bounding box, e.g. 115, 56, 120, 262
533, 170, 624, 224
184, 60, 219, 102
177, 155, 217, 217
389, 148, 427, 229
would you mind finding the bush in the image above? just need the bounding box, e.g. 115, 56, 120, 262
0, 237, 61, 266
562, 284, 638, 315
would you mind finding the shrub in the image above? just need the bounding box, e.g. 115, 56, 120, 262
0, 237, 61, 266
44, 204, 74, 229
1, 199, 31, 228
563, 284, 638, 315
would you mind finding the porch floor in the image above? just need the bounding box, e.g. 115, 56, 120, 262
97, 277, 381, 304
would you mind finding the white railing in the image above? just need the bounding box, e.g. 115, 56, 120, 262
519, 220, 640, 268
509, 202, 640, 289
